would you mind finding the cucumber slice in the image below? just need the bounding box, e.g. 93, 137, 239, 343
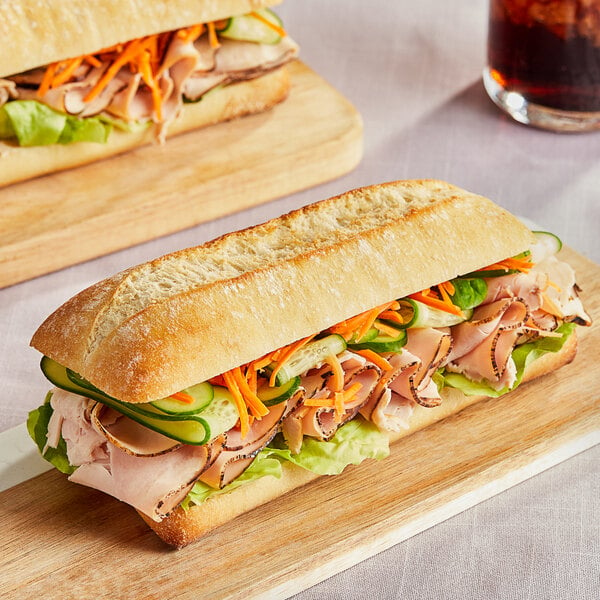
530, 230, 562, 263
200, 386, 241, 437
348, 327, 379, 344
150, 382, 214, 415
256, 376, 301, 406
397, 299, 471, 328
348, 321, 407, 353
40, 357, 237, 445
267, 335, 347, 385
219, 8, 283, 44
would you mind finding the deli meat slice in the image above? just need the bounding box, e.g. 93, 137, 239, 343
46, 388, 210, 521
359, 328, 451, 430
446, 297, 529, 390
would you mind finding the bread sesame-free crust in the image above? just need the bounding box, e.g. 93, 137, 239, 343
31, 180, 535, 403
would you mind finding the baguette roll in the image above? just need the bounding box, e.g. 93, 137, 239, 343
29, 180, 591, 547
0, 0, 295, 186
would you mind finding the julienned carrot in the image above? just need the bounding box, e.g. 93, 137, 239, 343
231, 367, 268, 418
249, 11, 287, 37
409, 290, 464, 317
137, 49, 163, 121
325, 353, 345, 393
353, 349, 393, 372
478, 256, 533, 273
268, 334, 315, 386
168, 391, 195, 404
177, 24, 205, 44
207, 21, 221, 49
222, 371, 249, 438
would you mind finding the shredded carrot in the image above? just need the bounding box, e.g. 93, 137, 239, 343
222, 371, 250, 438
353, 349, 393, 371
250, 355, 274, 371
84, 55, 102, 68
437, 282, 457, 311
207, 21, 221, 48
325, 353, 345, 393
37, 61, 59, 97
268, 334, 315, 387
479, 256, 534, 274
378, 310, 404, 325
303, 383, 362, 416
137, 48, 163, 121
246, 366, 258, 395
329, 301, 398, 342
84, 37, 150, 103
231, 367, 269, 418
249, 11, 287, 37
439, 280, 455, 296
409, 290, 464, 317
303, 397, 335, 408
51, 57, 84, 88
355, 306, 382, 342
177, 23, 205, 44
334, 391, 345, 423
374, 320, 403, 338
168, 391, 195, 404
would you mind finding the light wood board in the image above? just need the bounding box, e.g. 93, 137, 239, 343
0, 61, 363, 289
1, 247, 598, 600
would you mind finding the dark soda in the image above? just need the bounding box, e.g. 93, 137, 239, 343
487, 0, 600, 113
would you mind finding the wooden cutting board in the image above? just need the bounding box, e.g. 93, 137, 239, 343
1, 247, 598, 600
0, 61, 362, 289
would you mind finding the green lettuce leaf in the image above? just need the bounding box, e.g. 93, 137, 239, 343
449, 278, 488, 310
27, 392, 75, 475
267, 417, 390, 475
181, 417, 390, 509
440, 322, 576, 397
0, 100, 112, 146
97, 112, 151, 133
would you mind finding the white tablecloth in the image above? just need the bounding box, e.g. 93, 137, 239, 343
1, 1, 598, 598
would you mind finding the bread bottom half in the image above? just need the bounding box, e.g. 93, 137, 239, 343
0, 65, 291, 188
140, 332, 578, 548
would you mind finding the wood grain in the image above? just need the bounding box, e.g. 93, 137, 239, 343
0, 61, 363, 288
1, 247, 598, 600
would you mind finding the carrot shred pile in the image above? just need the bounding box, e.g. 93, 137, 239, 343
328, 301, 400, 342
477, 255, 534, 274
409, 285, 464, 317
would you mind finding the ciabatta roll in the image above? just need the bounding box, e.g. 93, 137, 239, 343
28, 180, 591, 547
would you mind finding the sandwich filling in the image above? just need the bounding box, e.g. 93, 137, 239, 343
0, 9, 297, 146
29, 232, 591, 522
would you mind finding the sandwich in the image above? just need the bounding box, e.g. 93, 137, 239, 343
0, 0, 298, 187
27, 180, 591, 548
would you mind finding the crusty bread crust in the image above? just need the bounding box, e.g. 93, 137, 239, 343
0, 0, 280, 78
0, 65, 291, 187
142, 333, 578, 547
31, 180, 535, 403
